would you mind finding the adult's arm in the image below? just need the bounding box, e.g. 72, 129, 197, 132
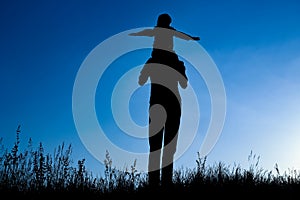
138, 63, 151, 86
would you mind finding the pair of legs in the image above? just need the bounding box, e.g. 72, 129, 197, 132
148, 49, 187, 80
147, 100, 181, 187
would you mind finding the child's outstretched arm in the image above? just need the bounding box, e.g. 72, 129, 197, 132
128, 29, 154, 37
175, 30, 200, 41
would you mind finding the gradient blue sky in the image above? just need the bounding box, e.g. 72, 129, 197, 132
1, 0, 300, 176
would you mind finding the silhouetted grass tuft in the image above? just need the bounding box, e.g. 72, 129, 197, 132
1, 126, 300, 199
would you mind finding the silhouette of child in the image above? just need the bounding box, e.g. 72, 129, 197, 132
129, 13, 199, 85
129, 13, 200, 188
129, 13, 199, 52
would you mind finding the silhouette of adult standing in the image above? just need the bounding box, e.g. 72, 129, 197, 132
129, 13, 200, 187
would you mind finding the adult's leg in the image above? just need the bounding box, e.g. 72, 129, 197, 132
161, 104, 181, 186
148, 108, 165, 187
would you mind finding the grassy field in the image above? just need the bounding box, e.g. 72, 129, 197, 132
1, 126, 299, 199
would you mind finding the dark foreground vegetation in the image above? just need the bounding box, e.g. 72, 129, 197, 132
1, 126, 300, 199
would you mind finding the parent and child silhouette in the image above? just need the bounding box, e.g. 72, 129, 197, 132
129, 13, 200, 188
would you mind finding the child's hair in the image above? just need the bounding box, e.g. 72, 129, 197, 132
156, 13, 172, 28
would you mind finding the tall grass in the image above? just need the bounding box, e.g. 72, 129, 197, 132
1, 126, 300, 198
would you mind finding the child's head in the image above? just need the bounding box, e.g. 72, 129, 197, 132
156, 13, 172, 28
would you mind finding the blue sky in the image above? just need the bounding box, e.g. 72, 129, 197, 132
1, 0, 300, 176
